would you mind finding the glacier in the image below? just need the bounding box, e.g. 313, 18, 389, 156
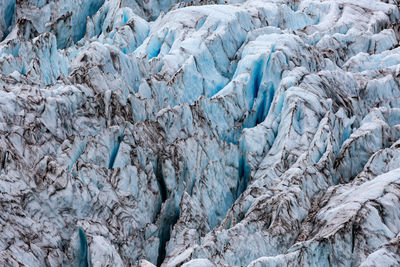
1, 0, 400, 266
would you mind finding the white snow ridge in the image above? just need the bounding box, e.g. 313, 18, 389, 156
1, 0, 400, 266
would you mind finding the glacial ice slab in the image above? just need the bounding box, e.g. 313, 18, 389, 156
1, 0, 400, 266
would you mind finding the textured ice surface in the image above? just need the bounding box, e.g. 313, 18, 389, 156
1, 0, 400, 266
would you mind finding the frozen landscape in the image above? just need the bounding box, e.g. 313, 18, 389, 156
1, 0, 400, 266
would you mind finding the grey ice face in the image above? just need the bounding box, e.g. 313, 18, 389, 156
1, 0, 400, 266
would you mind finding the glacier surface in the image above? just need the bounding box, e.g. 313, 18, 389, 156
1, 0, 400, 266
